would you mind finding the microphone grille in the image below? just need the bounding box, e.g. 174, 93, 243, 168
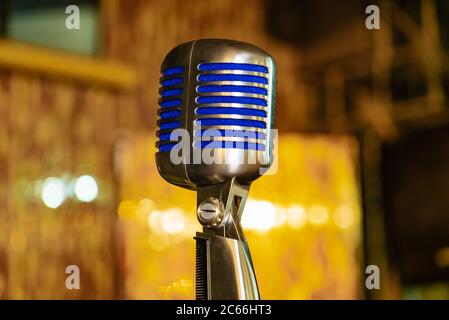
157, 66, 185, 152
194, 62, 271, 152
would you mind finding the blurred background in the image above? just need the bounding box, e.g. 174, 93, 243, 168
0, 0, 448, 299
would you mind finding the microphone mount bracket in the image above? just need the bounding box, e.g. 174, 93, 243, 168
194, 178, 260, 299
196, 178, 249, 240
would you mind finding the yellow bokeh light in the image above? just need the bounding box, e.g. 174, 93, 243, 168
308, 205, 329, 226
161, 208, 185, 235
147, 210, 163, 232
274, 206, 287, 227
137, 198, 155, 222
118, 200, 137, 220
286, 205, 307, 229
333, 205, 354, 229
241, 200, 277, 232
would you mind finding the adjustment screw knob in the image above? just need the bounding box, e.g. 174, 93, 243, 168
197, 198, 224, 227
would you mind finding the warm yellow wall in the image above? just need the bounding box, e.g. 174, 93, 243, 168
118, 134, 362, 299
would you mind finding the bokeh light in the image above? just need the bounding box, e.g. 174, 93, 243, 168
308, 205, 329, 226
161, 209, 185, 235
41, 177, 66, 209
242, 200, 277, 232
333, 205, 355, 229
74, 175, 98, 202
147, 210, 164, 232
286, 205, 307, 229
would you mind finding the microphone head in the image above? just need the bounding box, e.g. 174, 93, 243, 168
155, 39, 276, 190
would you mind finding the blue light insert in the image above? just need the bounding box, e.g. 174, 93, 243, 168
197, 85, 267, 95
198, 74, 268, 85
197, 96, 267, 106
161, 77, 183, 87
196, 107, 266, 117
159, 121, 181, 130
158, 132, 172, 141
158, 143, 178, 152
161, 88, 183, 97
159, 99, 182, 108
199, 63, 268, 73
162, 66, 184, 76
160, 109, 182, 119
195, 118, 266, 129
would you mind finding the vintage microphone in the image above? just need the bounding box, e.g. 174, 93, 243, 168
155, 39, 276, 300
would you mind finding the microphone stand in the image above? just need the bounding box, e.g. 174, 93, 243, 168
194, 178, 260, 300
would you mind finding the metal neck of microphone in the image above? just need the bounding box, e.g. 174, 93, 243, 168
194, 178, 259, 300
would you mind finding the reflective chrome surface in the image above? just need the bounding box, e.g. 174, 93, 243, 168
156, 39, 276, 189
195, 178, 260, 299
195, 231, 259, 300
155, 39, 276, 300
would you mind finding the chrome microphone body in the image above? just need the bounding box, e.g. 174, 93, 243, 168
155, 39, 276, 300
